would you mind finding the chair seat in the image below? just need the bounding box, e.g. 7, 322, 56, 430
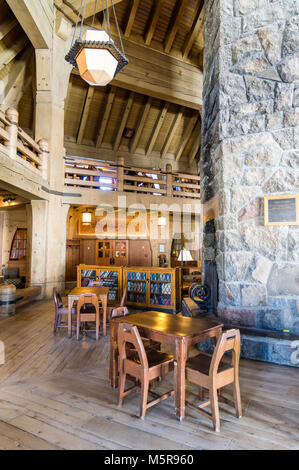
133, 349, 174, 368
59, 306, 76, 315
186, 352, 232, 376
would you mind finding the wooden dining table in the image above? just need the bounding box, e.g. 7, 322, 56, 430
110, 311, 223, 421
67, 286, 109, 338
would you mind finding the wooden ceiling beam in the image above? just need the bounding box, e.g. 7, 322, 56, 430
113, 91, 135, 151
0, 17, 18, 41
189, 130, 201, 164
175, 114, 198, 161
182, 0, 204, 59
146, 102, 169, 157
161, 107, 183, 159
124, 0, 140, 38
130, 96, 152, 154
6, 0, 53, 49
0, 35, 29, 73
77, 86, 94, 145
144, 0, 163, 46
56, 0, 125, 23
96, 87, 116, 148
164, 0, 187, 54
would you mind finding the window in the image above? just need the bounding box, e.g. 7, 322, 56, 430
9, 229, 27, 260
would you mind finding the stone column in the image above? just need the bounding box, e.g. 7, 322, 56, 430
202, 0, 299, 335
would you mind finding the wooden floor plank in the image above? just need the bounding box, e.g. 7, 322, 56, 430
0, 300, 298, 450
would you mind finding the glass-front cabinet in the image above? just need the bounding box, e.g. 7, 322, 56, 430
77, 265, 123, 304
124, 267, 181, 313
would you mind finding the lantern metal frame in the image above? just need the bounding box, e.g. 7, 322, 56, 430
65, 0, 129, 81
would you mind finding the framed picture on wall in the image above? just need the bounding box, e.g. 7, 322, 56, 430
264, 194, 299, 226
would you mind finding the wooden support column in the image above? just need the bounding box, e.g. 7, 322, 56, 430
38, 138, 49, 182
117, 156, 125, 192
4, 108, 18, 160
166, 163, 173, 197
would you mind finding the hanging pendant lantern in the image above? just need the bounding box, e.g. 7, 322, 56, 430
65, 0, 128, 87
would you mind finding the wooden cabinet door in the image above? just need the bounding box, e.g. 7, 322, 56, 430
96, 240, 113, 266
113, 240, 128, 266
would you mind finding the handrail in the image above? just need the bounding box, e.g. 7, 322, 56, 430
64, 156, 200, 200
0, 107, 48, 180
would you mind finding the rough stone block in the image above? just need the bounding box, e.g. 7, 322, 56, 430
278, 51, 299, 82
263, 168, 298, 193
256, 307, 284, 330
268, 264, 299, 295
224, 251, 253, 281
258, 22, 284, 65
220, 306, 256, 326
232, 35, 262, 63
238, 197, 262, 221
242, 284, 267, 306
275, 82, 294, 111
252, 255, 273, 284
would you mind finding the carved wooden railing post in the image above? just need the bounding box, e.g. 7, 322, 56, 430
4, 108, 18, 159
38, 139, 49, 181
117, 156, 124, 192
166, 163, 173, 197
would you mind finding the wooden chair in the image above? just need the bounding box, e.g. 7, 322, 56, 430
117, 322, 174, 419
76, 293, 101, 341
53, 287, 76, 334
179, 329, 242, 432
111, 288, 129, 318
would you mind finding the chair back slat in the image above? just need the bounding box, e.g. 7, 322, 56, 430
210, 329, 240, 376
120, 287, 127, 307
53, 287, 63, 309
118, 322, 148, 369
77, 293, 99, 315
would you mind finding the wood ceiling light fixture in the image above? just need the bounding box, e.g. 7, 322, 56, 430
65, 0, 129, 86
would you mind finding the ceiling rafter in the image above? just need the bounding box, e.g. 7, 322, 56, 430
124, 0, 140, 38
182, 0, 204, 59
161, 107, 183, 159
175, 114, 198, 161
0, 34, 29, 73
113, 90, 135, 151
77, 86, 94, 144
96, 87, 116, 148
189, 130, 201, 164
0, 17, 18, 41
146, 102, 169, 157
144, 0, 163, 46
130, 96, 152, 154
164, 0, 187, 54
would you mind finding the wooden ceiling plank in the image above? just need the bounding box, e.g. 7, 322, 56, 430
130, 96, 152, 154
96, 87, 116, 148
77, 86, 94, 145
113, 91, 135, 151
6, 0, 53, 49
146, 102, 169, 157
161, 107, 183, 159
175, 114, 198, 161
144, 0, 163, 46
0, 35, 29, 72
182, 0, 205, 59
0, 17, 18, 41
124, 0, 140, 38
164, 0, 187, 54
71, 0, 124, 20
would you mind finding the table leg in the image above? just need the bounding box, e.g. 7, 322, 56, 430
110, 321, 118, 388
68, 297, 73, 338
101, 295, 107, 337
175, 336, 187, 421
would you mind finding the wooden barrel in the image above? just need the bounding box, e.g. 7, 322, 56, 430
0, 284, 16, 316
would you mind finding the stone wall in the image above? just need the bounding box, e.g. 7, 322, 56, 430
202, 0, 299, 338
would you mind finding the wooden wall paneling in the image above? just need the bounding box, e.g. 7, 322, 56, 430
66, 240, 80, 281
80, 239, 96, 265
129, 239, 152, 266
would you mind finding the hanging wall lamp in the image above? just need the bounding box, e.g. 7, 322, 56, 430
65, 0, 129, 86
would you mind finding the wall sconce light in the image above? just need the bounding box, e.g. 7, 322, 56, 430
82, 210, 92, 225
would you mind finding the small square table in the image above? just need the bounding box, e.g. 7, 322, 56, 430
67, 286, 109, 338
110, 311, 223, 421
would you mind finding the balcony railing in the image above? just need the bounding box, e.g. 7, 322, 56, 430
0, 107, 48, 180
64, 156, 200, 200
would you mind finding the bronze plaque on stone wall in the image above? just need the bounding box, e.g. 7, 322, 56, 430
264, 194, 299, 226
